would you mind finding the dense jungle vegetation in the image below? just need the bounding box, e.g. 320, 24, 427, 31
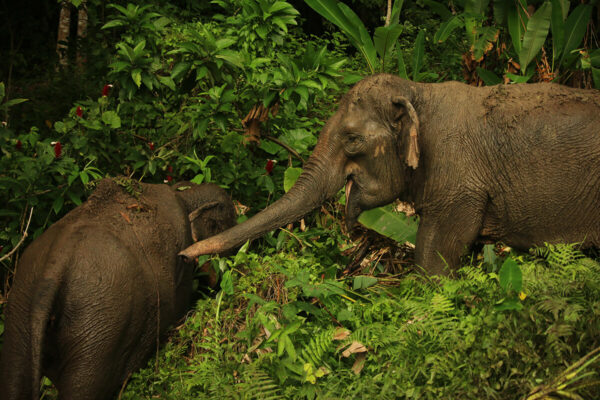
2, 0, 600, 398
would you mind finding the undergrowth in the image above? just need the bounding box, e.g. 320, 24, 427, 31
117, 241, 600, 399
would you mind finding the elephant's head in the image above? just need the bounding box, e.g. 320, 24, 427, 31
173, 182, 237, 243
179, 74, 421, 261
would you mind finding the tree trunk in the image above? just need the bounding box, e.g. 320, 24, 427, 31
76, 1, 88, 67
385, 0, 392, 27
56, 1, 71, 68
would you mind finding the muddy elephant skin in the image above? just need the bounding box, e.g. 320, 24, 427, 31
180, 74, 600, 275
0, 179, 236, 400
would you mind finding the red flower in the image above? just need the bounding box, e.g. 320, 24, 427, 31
265, 159, 276, 174
166, 175, 173, 182
16, 140, 22, 150
148, 142, 155, 151
54, 142, 62, 158
167, 165, 173, 173
102, 84, 111, 97
76, 106, 83, 117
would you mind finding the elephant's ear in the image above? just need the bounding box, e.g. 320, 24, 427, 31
188, 201, 219, 242
392, 96, 420, 169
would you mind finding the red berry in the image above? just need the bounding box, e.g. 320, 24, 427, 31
16, 140, 22, 150
265, 159, 276, 174
76, 106, 83, 117
167, 165, 173, 173
54, 142, 62, 158
148, 142, 155, 151
166, 175, 173, 182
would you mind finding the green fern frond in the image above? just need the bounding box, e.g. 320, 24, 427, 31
298, 328, 336, 369
430, 293, 455, 314
532, 243, 584, 268
238, 367, 284, 400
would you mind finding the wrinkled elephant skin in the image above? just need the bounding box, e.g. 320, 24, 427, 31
180, 74, 600, 276
0, 179, 236, 400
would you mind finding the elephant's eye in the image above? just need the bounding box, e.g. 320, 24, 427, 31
344, 133, 365, 155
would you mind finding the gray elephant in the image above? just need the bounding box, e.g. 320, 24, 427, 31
0, 178, 236, 400
180, 74, 600, 275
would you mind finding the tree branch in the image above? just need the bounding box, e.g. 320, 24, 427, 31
0, 207, 34, 263
264, 135, 305, 164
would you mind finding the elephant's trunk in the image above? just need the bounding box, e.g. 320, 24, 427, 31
179, 139, 345, 261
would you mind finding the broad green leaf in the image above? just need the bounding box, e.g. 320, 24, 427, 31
507, 0, 528, 54
476, 67, 502, 85
3, 98, 28, 108
215, 50, 244, 68
506, 71, 534, 83
464, 0, 490, 44
54, 121, 67, 134
412, 31, 425, 81
353, 276, 378, 290
590, 49, 600, 67
79, 171, 89, 185
133, 40, 146, 57
52, 196, 64, 215
483, 244, 497, 266
498, 257, 523, 293
519, 1, 552, 75
101, 111, 121, 129
550, 0, 568, 62
305, 0, 359, 43
338, 3, 378, 74
374, 25, 403, 65
68, 191, 82, 206
434, 16, 463, 43
358, 204, 418, 244
495, 298, 524, 311
397, 49, 408, 79
158, 76, 176, 91
390, 0, 405, 24
493, 0, 507, 24
131, 69, 142, 88
220, 270, 234, 295
284, 167, 302, 192
471, 26, 499, 61
101, 20, 126, 30
559, 4, 593, 68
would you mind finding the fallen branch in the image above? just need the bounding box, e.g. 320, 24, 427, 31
0, 207, 34, 263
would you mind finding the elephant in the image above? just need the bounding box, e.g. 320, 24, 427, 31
0, 178, 236, 400
179, 73, 600, 276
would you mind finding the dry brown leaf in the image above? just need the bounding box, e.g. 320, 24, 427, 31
119, 211, 131, 224
342, 341, 368, 358
352, 352, 367, 375
333, 327, 351, 341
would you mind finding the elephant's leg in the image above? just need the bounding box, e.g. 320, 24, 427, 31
415, 204, 484, 276
54, 292, 151, 400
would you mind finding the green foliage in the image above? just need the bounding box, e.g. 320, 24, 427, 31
110, 246, 600, 399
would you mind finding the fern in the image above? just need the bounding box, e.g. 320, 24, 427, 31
298, 328, 335, 369
531, 242, 584, 268
237, 367, 284, 400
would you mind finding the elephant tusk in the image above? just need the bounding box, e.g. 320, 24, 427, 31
345, 178, 353, 217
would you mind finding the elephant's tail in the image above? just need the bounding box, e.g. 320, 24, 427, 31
0, 274, 58, 400
29, 277, 59, 400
